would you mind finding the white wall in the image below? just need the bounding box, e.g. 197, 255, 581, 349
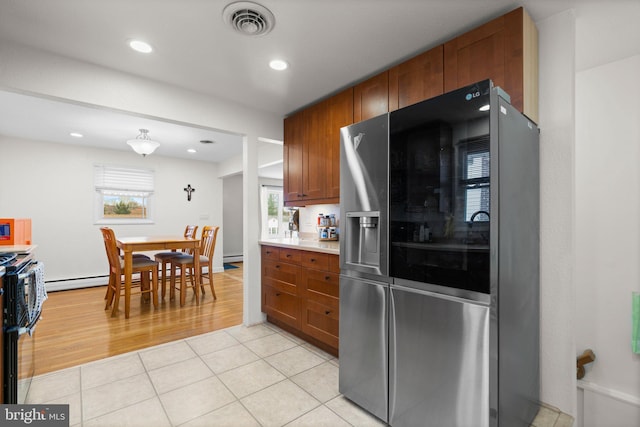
223, 174, 243, 260
575, 49, 640, 426
0, 134, 224, 288
536, 10, 577, 415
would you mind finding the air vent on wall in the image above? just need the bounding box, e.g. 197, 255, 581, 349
222, 1, 275, 36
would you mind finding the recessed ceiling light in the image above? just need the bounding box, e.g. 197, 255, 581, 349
187, 149, 197, 154
70, 132, 83, 138
269, 59, 288, 71
479, 104, 490, 112
129, 39, 153, 53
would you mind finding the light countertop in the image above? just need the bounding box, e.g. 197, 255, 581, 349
259, 237, 339, 255
0, 244, 37, 254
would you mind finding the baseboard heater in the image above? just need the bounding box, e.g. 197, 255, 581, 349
45, 265, 223, 292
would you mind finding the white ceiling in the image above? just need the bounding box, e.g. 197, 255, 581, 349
0, 0, 586, 169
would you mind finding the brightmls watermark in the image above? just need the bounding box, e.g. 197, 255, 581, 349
1, 405, 69, 426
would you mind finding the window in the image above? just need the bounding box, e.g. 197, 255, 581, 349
260, 185, 291, 239
94, 165, 155, 224
460, 137, 490, 222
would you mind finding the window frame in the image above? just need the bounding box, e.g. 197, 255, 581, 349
94, 164, 155, 225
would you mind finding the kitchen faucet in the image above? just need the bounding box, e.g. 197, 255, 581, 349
469, 210, 490, 226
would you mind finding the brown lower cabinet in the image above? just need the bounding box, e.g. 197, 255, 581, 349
261, 245, 339, 356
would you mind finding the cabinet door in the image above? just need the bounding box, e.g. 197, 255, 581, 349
444, 7, 528, 116
354, 71, 389, 123
303, 101, 328, 200
263, 285, 300, 329
300, 269, 339, 349
327, 88, 353, 199
284, 112, 305, 203
389, 45, 444, 110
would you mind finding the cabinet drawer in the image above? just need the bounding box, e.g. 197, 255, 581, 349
263, 285, 300, 329
301, 251, 329, 270
262, 259, 299, 295
329, 254, 340, 274
300, 298, 339, 348
262, 245, 280, 260
279, 248, 301, 263
304, 269, 339, 306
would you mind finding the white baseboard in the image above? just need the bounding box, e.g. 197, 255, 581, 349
46, 276, 108, 292
224, 255, 243, 263
577, 380, 640, 407
46, 266, 225, 292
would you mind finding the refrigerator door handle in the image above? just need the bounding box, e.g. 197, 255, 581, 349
388, 288, 397, 421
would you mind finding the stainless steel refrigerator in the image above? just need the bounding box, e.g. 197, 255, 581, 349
339, 80, 540, 426
339, 113, 390, 422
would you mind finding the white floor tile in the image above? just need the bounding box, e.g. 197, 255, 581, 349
148, 356, 213, 394
225, 324, 276, 343
82, 373, 156, 421
241, 379, 320, 426
265, 345, 326, 377
180, 401, 260, 427
218, 359, 286, 398
159, 376, 236, 426
139, 340, 197, 371
81, 352, 145, 390
26, 367, 81, 403
45, 391, 82, 426
243, 333, 298, 358
290, 361, 340, 403
200, 344, 260, 374
286, 405, 351, 427
325, 395, 386, 427
186, 330, 240, 356
83, 397, 171, 427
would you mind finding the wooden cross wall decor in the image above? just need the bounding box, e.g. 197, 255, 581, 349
184, 184, 195, 201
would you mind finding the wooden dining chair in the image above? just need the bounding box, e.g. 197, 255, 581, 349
169, 225, 219, 306
154, 225, 198, 299
100, 227, 159, 318
103, 252, 151, 301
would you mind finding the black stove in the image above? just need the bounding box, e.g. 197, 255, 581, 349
0, 252, 33, 273
0, 252, 17, 266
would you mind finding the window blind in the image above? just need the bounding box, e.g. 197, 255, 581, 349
94, 165, 154, 193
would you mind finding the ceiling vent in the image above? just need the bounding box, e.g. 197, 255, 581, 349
222, 2, 275, 36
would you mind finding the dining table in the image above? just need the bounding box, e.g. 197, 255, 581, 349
116, 235, 201, 317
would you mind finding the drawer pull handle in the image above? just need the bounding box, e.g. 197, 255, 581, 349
325, 310, 331, 315
276, 292, 281, 297
266, 251, 272, 254
325, 276, 330, 280
310, 258, 316, 262
286, 254, 291, 258
275, 265, 280, 269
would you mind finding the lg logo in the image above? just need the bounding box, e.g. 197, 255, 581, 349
465, 91, 481, 100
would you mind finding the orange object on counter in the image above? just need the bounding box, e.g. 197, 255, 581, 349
0, 218, 32, 245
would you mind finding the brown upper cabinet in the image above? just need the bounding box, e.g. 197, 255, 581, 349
284, 7, 538, 206
353, 72, 389, 123
284, 88, 353, 206
389, 45, 445, 111
444, 7, 538, 123
327, 88, 353, 199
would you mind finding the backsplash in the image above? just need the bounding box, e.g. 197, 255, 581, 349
298, 204, 340, 237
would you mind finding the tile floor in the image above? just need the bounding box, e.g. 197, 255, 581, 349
25, 323, 573, 427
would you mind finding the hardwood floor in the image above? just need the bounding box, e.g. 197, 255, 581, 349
24, 263, 244, 377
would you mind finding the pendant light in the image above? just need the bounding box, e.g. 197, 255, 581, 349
127, 129, 160, 156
